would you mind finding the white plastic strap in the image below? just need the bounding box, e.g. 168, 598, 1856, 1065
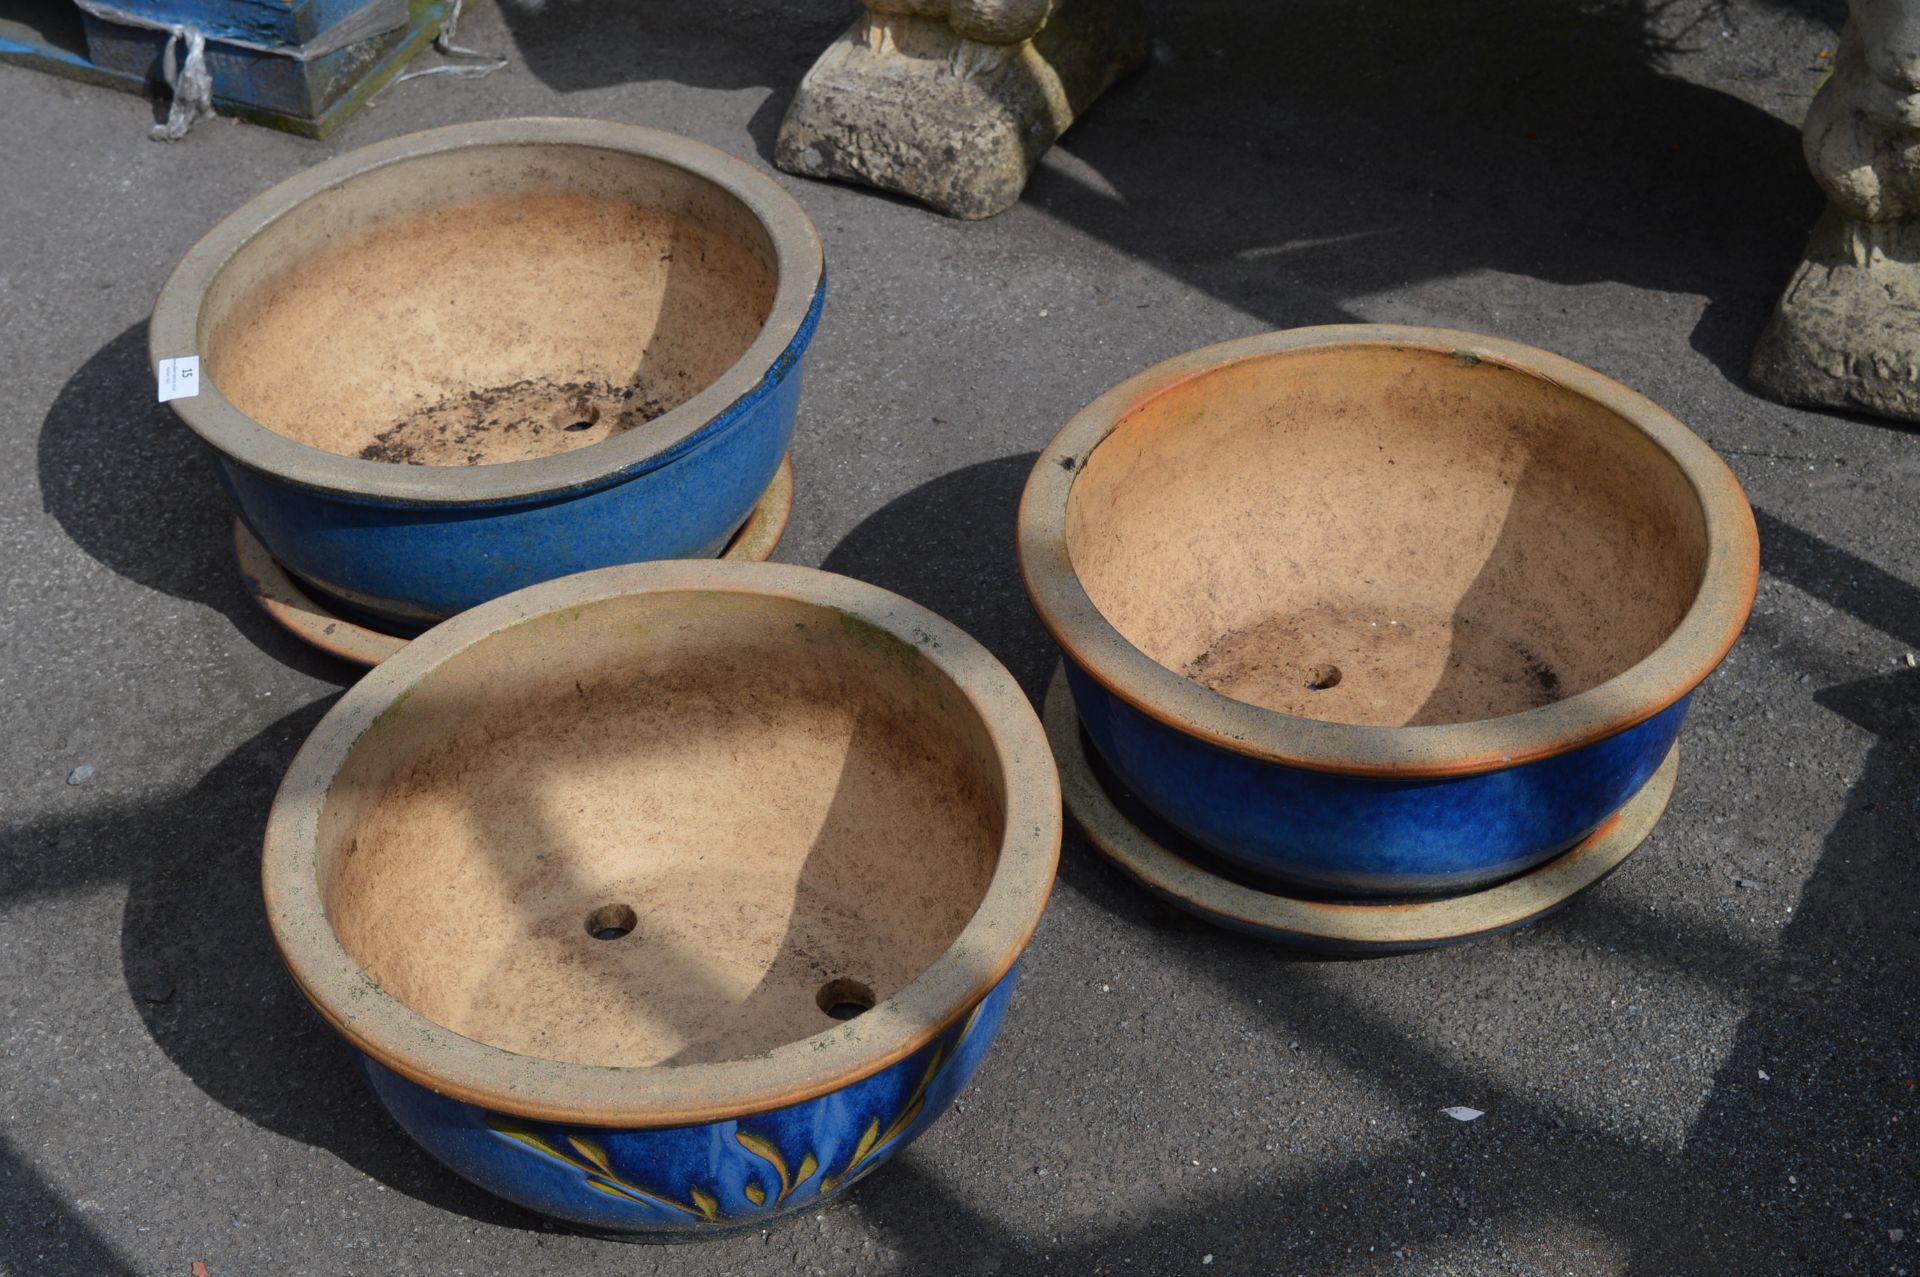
391, 0, 506, 84
150, 26, 214, 141
71, 0, 413, 141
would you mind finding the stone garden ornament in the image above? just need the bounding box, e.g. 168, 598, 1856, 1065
776, 0, 1148, 219
1752, 0, 1920, 422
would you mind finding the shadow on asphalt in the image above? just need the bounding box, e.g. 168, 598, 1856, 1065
1023, 0, 1829, 390
20, 0, 1914, 1261
818, 453, 1195, 926
0, 701, 548, 1240
0, 1132, 140, 1276
818, 480, 1915, 1272
3, 485, 1907, 1266
498, 0, 1831, 394
822, 452, 1053, 700
34, 322, 361, 687
490, 0, 845, 163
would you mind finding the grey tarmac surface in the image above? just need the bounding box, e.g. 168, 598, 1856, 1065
1, 1, 1914, 1274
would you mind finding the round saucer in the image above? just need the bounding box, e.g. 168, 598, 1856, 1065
1044, 665, 1678, 954
237, 454, 796, 668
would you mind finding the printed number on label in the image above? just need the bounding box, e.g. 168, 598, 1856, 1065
158, 356, 200, 403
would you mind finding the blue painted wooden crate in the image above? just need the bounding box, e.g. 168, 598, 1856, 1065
0, 0, 448, 136
88, 0, 397, 46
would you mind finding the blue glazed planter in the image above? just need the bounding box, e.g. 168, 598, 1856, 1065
153, 118, 826, 631
1019, 327, 1759, 897
1063, 659, 1688, 895
262, 562, 1061, 1238
359, 969, 1015, 1234
213, 297, 817, 632
1044, 667, 1683, 953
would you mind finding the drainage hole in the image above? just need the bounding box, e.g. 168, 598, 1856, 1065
586, 903, 637, 940
557, 404, 601, 433
817, 977, 876, 1021
1304, 664, 1343, 691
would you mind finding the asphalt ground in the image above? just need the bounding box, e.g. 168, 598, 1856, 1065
1, 0, 1915, 1273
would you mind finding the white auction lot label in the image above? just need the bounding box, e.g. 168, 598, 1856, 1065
157, 355, 200, 403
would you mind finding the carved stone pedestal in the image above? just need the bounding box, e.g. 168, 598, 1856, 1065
1751, 0, 1920, 421
1751, 210, 1920, 419
775, 0, 1148, 220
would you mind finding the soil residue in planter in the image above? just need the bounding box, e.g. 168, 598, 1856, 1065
209, 189, 778, 465
1181, 602, 1582, 727
358, 376, 673, 466
326, 605, 1005, 1069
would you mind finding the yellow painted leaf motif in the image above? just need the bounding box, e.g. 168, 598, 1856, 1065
483, 1113, 721, 1222
736, 1130, 793, 1206
849, 1118, 881, 1166
879, 1048, 945, 1144
822, 1118, 883, 1193
487, 1118, 571, 1164
819, 998, 986, 1192
911, 1046, 946, 1096
884, 1096, 927, 1145
575, 1170, 707, 1217
584, 1179, 650, 1205
736, 1131, 787, 1175
567, 1136, 614, 1175
487, 1001, 994, 1220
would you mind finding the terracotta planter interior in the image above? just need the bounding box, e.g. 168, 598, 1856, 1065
200, 144, 777, 466
1065, 346, 1710, 727
317, 592, 1004, 1068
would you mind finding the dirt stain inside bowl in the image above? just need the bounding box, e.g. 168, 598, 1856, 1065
357, 376, 673, 466
1181, 602, 1583, 726
1059, 345, 1713, 729
323, 593, 1007, 1069
206, 190, 777, 469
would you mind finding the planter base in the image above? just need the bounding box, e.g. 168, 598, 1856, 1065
236, 454, 795, 667
1045, 666, 1679, 954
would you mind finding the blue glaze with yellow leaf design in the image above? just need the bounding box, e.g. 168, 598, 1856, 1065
359, 966, 1015, 1236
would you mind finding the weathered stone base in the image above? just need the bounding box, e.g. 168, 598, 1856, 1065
1751, 206, 1920, 421
774, 0, 1148, 220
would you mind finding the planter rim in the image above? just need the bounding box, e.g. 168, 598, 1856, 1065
261, 561, 1061, 1128
151, 117, 825, 507
1017, 324, 1760, 780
